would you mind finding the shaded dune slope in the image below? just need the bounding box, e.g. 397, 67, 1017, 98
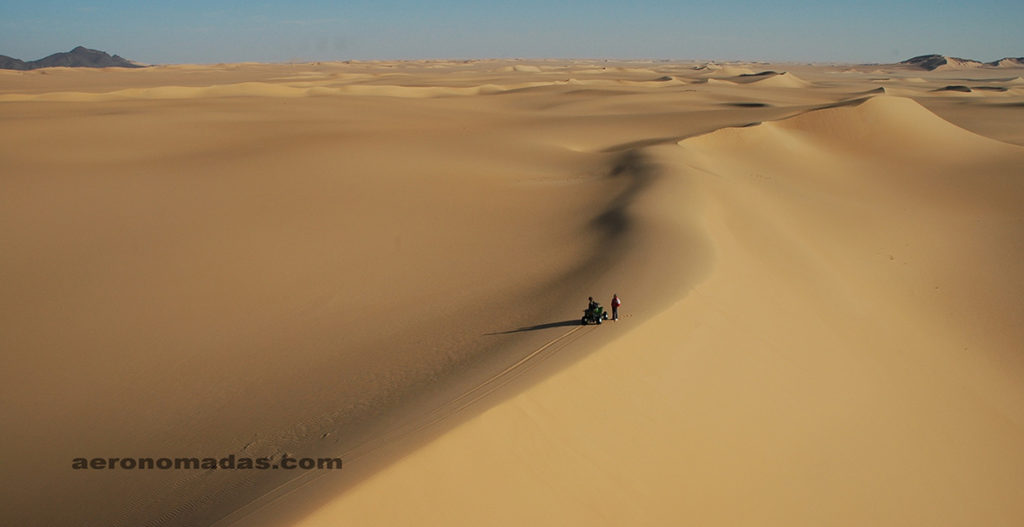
212, 146, 713, 527
0, 81, 712, 527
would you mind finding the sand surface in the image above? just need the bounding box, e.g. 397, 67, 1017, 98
2, 59, 1023, 527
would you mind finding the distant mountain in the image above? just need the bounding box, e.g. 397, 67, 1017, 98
901, 54, 982, 70
901, 54, 1024, 71
0, 46, 145, 70
990, 57, 1024, 68
0, 55, 29, 70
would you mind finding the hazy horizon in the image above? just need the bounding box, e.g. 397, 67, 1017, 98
2, 0, 1021, 65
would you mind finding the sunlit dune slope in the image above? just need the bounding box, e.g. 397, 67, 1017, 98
284, 96, 1024, 527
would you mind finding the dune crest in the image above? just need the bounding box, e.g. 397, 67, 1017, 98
684, 96, 1017, 158
747, 71, 810, 88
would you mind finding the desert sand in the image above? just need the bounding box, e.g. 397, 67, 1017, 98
2, 59, 1023, 527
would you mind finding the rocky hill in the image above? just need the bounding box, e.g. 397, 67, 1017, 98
0, 46, 144, 70
901, 54, 1024, 71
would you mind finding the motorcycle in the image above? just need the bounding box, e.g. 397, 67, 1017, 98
581, 304, 609, 325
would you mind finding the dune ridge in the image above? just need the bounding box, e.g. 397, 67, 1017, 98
0, 76, 694, 102
743, 71, 811, 88
0, 81, 521, 101
2, 61, 1023, 527
690, 95, 1010, 157
275, 94, 1024, 527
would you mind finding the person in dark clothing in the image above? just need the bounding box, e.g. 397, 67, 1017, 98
586, 296, 600, 319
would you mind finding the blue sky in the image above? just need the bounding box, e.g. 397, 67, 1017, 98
1, 1, 1021, 64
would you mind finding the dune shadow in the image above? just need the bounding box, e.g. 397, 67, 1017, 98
485, 319, 580, 335
721, 102, 772, 108
933, 85, 972, 93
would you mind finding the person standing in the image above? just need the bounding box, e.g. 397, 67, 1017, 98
611, 294, 622, 321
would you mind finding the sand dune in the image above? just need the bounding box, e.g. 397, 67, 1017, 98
270, 95, 1024, 527
755, 96, 1007, 152
694, 63, 757, 77
0, 80, 547, 101
741, 71, 811, 88
507, 64, 543, 73
0, 73, 692, 103
2, 61, 1023, 527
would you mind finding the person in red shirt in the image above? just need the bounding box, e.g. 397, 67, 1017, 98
611, 294, 622, 321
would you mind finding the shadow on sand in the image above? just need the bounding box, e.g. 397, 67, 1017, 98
485, 319, 580, 335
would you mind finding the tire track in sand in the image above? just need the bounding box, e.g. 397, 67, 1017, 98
209, 324, 593, 527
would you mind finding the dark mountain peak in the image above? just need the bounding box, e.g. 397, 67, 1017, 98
0, 55, 29, 70
0, 46, 145, 70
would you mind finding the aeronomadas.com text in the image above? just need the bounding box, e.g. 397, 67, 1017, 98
71, 454, 342, 470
